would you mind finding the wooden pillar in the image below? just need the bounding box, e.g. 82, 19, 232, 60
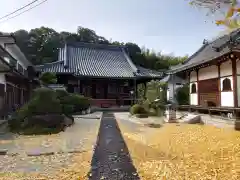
134, 78, 137, 103
217, 63, 221, 107
77, 79, 80, 94
91, 80, 96, 99
196, 70, 199, 106
188, 71, 191, 112
232, 58, 238, 107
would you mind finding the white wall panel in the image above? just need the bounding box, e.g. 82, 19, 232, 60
221, 92, 234, 107
190, 94, 198, 105
199, 65, 218, 80
190, 71, 197, 82
0, 73, 5, 84
220, 60, 232, 77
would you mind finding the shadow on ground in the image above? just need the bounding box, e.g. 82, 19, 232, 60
88, 112, 140, 180
144, 123, 162, 128
0, 122, 15, 141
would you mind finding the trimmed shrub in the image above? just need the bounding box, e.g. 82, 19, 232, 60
130, 104, 148, 115
176, 84, 189, 105
68, 94, 91, 112
148, 108, 157, 116
9, 88, 62, 133
29, 88, 62, 115
8, 87, 91, 134
55, 89, 69, 99
39, 72, 57, 85
55, 90, 74, 116
143, 99, 151, 111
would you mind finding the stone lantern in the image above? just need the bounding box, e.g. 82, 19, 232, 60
165, 103, 176, 123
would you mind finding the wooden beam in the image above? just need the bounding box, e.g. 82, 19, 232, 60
218, 63, 221, 107
134, 78, 137, 103
196, 70, 199, 106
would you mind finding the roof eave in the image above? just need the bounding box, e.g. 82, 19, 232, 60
168, 49, 236, 74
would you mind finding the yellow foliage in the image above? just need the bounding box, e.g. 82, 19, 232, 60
215, 20, 225, 25
189, 0, 240, 28
189, 1, 194, 5
226, 8, 235, 18
119, 122, 240, 180
235, 8, 240, 12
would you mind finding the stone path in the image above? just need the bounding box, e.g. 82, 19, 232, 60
89, 112, 140, 180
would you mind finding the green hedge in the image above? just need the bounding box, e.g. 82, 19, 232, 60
39, 72, 57, 85
176, 84, 189, 105
8, 88, 91, 134
130, 104, 148, 115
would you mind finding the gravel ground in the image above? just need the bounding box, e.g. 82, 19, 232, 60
0, 114, 101, 179
117, 119, 240, 180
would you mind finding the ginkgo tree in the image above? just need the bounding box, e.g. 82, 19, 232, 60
189, 0, 240, 29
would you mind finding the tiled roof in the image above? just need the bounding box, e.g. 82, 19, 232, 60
160, 74, 185, 84
36, 42, 163, 79
169, 29, 240, 73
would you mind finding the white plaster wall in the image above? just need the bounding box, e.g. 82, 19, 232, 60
190, 82, 198, 105
221, 92, 234, 107
167, 89, 170, 101
0, 73, 6, 92
220, 76, 233, 91
0, 73, 5, 84
199, 65, 218, 80
190, 71, 197, 82
220, 60, 232, 77
190, 94, 198, 105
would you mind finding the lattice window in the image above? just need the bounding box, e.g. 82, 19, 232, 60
222, 78, 232, 91
191, 83, 197, 94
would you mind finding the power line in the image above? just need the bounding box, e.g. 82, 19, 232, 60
0, 0, 48, 24
0, 0, 40, 21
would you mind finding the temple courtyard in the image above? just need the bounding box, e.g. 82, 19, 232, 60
0, 112, 240, 180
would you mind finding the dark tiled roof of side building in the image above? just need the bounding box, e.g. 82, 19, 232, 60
36, 42, 164, 79
169, 29, 240, 74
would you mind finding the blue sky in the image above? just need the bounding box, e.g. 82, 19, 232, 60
0, 0, 225, 56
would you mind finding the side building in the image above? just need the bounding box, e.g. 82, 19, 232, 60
0, 35, 38, 118
169, 29, 240, 118
36, 42, 164, 107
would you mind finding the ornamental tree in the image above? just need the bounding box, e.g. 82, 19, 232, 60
189, 0, 240, 29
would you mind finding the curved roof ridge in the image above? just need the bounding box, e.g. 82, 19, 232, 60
36, 60, 62, 66
122, 48, 138, 73
182, 29, 240, 65
66, 42, 125, 51
182, 43, 208, 64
